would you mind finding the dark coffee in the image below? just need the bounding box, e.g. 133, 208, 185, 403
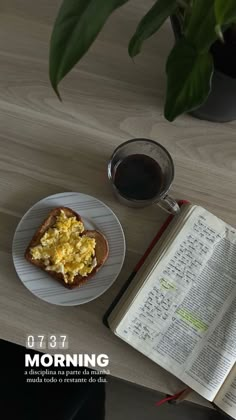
114, 154, 163, 200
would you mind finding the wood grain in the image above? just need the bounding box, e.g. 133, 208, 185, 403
0, 0, 235, 408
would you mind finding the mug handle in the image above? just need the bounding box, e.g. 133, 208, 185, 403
157, 194, 180, 215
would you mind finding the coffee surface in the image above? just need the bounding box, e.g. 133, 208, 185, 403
114, 154, 163, 200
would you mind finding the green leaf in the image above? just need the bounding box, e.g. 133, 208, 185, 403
215, 0, 236, 25
165, 39, 213, 121
49, 0, 129, 98
215, 24, 224, 42
184, 0, 217, 51
128, 0, 177, 58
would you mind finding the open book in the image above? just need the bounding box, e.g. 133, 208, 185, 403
107, 204, 236, 418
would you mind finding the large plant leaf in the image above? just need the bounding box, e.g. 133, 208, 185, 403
128, 0, 177, 58
50, 0, 129, 97
215, 0, 236, 25
165, 39, 213, 121
184, 0, 217, 51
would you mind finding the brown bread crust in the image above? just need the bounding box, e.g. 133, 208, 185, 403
24, 207, 109, 289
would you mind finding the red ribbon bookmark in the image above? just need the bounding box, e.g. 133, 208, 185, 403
155, 388, 189, 406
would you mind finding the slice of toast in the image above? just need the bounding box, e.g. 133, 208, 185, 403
25, 207, 109, 289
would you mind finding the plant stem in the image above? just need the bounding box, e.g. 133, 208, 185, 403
176, 0, 192, 23
176, 0, 189, 9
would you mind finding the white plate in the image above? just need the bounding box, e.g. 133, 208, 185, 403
12, 192, 126, 306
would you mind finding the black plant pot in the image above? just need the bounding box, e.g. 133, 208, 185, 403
170, 15, 236, 122
190, 71, 236, 122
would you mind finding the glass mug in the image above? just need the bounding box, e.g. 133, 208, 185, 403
108, 138, 180, 215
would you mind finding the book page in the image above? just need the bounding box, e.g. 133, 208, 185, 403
108, 204, 193, 327
115, 206, 236, 402
214, 365, 236, 419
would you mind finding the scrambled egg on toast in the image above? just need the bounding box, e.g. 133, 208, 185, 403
25, 207, 109, 289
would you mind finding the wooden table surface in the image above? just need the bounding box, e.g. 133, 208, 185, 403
1, 0, 236, 408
